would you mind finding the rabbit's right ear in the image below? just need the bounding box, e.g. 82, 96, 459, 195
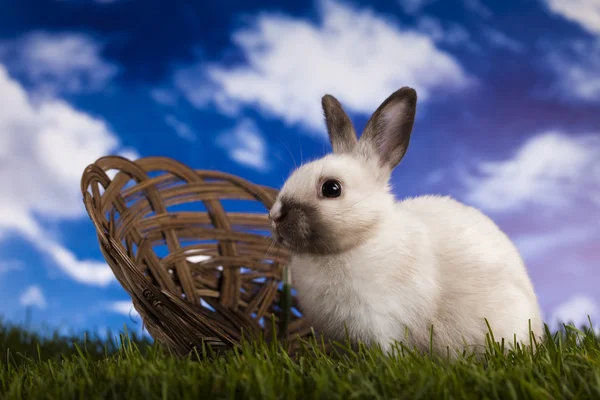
322, 94, 358, 154
358, 87, 417, 173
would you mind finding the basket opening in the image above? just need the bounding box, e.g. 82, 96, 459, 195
93, 170, 137, 196
164, 201, 209, 214
219, 199, 271, 214
200, 298, 216, 312
104, 209, 120, 226
239, 227, 273, 238
177, 239, 219, 249
151, 240, 216, 255
152, 243, 171, 259
250, 313, 266, 328
272, 304, 303, 318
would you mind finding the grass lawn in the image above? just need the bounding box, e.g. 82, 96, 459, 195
1, 319, 599, 400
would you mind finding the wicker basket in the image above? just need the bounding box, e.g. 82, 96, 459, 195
80, 156, 312, 356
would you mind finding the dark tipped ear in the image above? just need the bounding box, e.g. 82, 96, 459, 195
322, 94, 358, 154
358, 87, 417, 171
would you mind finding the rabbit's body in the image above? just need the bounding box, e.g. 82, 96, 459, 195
290, 194, 542, 354
269, 87, 543, 356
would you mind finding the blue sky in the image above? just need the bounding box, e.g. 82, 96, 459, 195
0, 0, 599, 338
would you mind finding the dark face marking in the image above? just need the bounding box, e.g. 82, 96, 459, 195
270, 195, 378, 256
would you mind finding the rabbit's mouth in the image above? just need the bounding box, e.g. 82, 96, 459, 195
271, 227, 289, 247
270, 220, 299, 251
274, 234, 290, 249
269, 199, 313, 253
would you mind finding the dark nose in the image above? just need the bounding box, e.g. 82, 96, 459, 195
269, 209, 287, 223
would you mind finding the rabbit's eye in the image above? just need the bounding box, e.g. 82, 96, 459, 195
321, 179, 342, 199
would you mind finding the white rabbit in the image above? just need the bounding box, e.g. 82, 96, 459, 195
268, 87, 543, 357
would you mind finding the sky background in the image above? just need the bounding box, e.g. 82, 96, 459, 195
0, 0, 599, 339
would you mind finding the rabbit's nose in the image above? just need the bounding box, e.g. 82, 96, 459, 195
269, 210, 284, 223
269, 202, 286, 223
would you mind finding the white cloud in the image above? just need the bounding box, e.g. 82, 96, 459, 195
216, 119, 270, 172
108, 300, 140, 319
0, 31, 118, 95
184, 249, 223, 272
0, 63, 136, 286
175, 0, 472, 136
484, 28, 525, 52
546, 39, 600, 102
461, 130, 600, 213
539, 1, 600, 103
0, 66, 126, 225
416, 17, 479, 50
550, 294, 599, 332
185, 249, 212, 264
514, 225, 598, 261
463, 0, 492, 18
543, 0, 600, 35
407, 0, 492, 18
0, 260, 24, 276
187, 255, 212, 263
150, 87, 178, 106
37, 238, 116, 286
19, 285, 47, 309
117, 148, 140, 162
460, 130, 600, 330
398, 0, 436, 14
164, 114, 197, 141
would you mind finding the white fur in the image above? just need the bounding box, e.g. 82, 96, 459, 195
274, 88, 543, 357
279, 158, 543, 356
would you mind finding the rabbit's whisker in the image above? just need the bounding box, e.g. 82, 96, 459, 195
275, 135, 298, 170
271, 151, 294, 171
351, 189, 382, 206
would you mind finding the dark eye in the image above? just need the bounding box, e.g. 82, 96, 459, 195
321, 179, 342, 198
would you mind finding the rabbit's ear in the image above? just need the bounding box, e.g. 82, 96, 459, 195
322, 94, 358, 154
358, 87, 417, 172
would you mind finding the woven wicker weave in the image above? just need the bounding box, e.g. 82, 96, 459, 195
81, 155, 312, 356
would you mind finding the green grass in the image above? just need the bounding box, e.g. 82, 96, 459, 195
1, 320, 599, 400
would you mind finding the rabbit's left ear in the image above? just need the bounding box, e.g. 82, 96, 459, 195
358, 87, 417, 172
322, 94, 358, 154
